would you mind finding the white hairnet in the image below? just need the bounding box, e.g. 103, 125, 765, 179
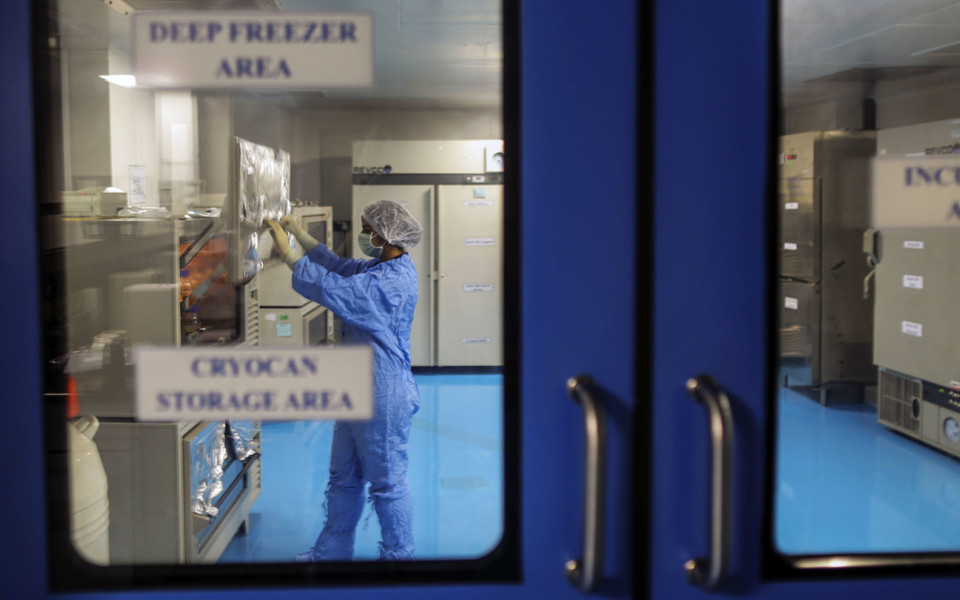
362, 200, 423, 249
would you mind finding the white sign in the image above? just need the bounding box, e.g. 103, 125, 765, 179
902, 321, 923, 337
784, 297, 799, 310
132, 12, 374, 89
904, 240, 925, 249
464, 284, 494, 292
785, 202, 799, 210
465, 238, 496, 247
128, 165, 147, 206
462, 338, 492, 344
135, 346, 373, 421
874, 156, 960, 228
903, 275, 924, 289
783, 242, 798, 251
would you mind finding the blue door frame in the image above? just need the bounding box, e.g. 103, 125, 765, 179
0, 0, 637, 598
13, 0, 956, 598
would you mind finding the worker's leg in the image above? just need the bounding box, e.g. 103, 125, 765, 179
356, 392, 417, 560
297, 421, 366, 561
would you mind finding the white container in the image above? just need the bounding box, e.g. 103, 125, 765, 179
68, 415, 110, 565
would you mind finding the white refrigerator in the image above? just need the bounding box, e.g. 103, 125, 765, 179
352, 140, 504, 367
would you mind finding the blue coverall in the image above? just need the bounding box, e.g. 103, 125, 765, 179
291, 243, 420, 560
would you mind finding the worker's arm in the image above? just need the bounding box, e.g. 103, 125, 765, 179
291, 259, 390, 332
265, 219, 302, 269
280, 215, 319, 252
280, 215, 374, 276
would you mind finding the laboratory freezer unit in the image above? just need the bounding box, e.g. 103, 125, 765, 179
870, 118, 960, 459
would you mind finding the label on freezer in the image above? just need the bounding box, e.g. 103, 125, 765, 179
904, 240, 925, 249
783, 242, 798, 251
784, 297, 799, 310
464, 201, 494, 207
276, 323, 293, 337
462, 338, 492, 344
132, 13, 374, 89
903, 275, 924, 289
784, 202, 799, 210
902, 321, 923, 337
465, 237, 495, 247
135, 346, 373, 421
874, 156, 960, 228
464, 284, 494, 292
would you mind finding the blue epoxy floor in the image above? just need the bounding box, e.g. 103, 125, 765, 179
776, 386, 960, 554
219, 373, 503, 562
221, 371, 960, 561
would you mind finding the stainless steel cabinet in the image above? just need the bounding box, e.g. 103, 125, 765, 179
778, 131, 876, 402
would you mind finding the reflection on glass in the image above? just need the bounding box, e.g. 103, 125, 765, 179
777, 0, 960, 557
47, 0, 504, 570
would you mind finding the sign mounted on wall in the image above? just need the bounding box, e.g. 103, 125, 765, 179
135, 346, 374, 421
874, 156, 960, 228
131, 12, 374, 89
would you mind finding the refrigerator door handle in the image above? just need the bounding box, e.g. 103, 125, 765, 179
862, 228, 879, 299
565, 375, 606, 593
684, 375, 734, 590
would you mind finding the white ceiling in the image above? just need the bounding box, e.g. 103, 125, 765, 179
782, 0, 960, 107
57, 0, 960, 112
54, 0, 502, 110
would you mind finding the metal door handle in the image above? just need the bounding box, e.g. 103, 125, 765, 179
684, 375, 734, 590
565, 375, 606, 593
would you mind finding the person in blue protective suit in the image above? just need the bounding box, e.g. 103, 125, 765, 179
265, 199, 423, 561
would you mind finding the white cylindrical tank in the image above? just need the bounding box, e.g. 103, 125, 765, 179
68, 415, 109, 565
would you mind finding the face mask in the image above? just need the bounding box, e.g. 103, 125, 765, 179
358, 232, 384, 258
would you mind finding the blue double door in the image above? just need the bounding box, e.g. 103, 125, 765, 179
6, 0, 960, 598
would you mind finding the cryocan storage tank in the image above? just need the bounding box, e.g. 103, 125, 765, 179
68, 415, 110, 565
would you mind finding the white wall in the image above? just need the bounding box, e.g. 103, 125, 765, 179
197, 96, 232, 199
293, 109, 502, 158
108, 48, 159, 205
876, 83, 960, 129
784, 82, 960, 134
307, 109, 501, 225
222, 103, 501, 225
63, 49, 111, 189
155, 91, 200, 216
783, 99, 863, 134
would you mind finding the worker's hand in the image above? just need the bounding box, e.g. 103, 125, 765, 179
264, 219, 290, 255
280, 214, 319, 252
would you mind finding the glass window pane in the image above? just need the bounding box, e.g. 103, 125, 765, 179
776, 0, 960, 559
42, 0, 510, 586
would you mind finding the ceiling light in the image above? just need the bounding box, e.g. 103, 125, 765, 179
99, 74, 137, 88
